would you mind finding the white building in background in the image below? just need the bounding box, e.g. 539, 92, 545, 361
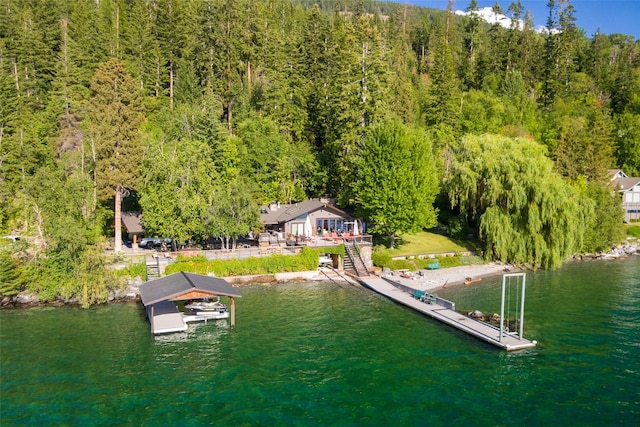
610, 169, 640, 223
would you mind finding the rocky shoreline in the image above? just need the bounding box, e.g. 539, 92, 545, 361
573, 241, 639, 260
3, 243, 637, 309
0, 269, 348, 309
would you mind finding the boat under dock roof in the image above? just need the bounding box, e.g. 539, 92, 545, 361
139, 272, 242, 334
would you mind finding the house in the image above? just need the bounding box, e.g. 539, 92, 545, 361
609, 170, 640, 223
260, 198, 357, 239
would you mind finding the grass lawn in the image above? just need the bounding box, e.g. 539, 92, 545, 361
625, 224, 640, 240
374, 231, 481, 258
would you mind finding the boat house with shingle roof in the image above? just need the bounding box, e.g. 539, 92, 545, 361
139, 272, 242, 334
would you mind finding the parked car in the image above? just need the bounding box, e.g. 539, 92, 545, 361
139, 237, 171, 250
139, 237, 161, 249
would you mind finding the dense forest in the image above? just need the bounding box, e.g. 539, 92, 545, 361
1, 0, 638, 304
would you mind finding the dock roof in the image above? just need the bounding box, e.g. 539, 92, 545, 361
139, 272, 242, 306
121, 211, 144, 234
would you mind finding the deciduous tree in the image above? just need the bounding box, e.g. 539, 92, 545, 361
445, 134, 592, 268
351, 120, 438, 249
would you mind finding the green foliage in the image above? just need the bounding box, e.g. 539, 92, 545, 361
352, 119, 439, 248
431, 256, 462, 269
371, 252, 412, 271
445, 134, 592, 268
118, 262, 147, 280
0, 251, 23, 296
87, 58, 144, 199
140, 114, 222, 244
27, 245, 123, 308
1, 0, 637, 302
580, 181, 625, 252
319, 245, 346, 257
236, 115, 313, 204
614, 112, 640, 176
627, 226, 640, 239
371, 251, 477, 271
165, 246, 336, 276
554, 97, 616, 183
208, 177, 261, 249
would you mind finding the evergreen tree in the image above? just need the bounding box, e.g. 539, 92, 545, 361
483, 2, 507, 83
555, 97, 615, 183
87, 58, 144, 251
255, 0, 308, 143
541, 0, 559, 108
425, 5, 459, 133
556, 0, 579, 97
614, 112, 640, 176
0, 250, 22, 296
236, 115, 307, 204
461, 0, 482, 89
121, 0, 157, 97
581, 182, 625, 253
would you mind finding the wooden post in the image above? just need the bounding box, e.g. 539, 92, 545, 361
150, 305, 154, 334
230, 297, 236, 327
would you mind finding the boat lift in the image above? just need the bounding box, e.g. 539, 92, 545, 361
499, 273, 528, 343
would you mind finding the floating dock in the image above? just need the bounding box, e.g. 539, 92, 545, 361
359, 276, 537, 351
144, 301, 230, 334
145, 300, 188, 334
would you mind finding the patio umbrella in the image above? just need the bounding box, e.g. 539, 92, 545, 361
304, 215, 313, 237
353, 219, 359, 236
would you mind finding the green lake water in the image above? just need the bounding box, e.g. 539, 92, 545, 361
1, 256, 639, 426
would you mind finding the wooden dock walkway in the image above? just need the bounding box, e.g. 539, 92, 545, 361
359, 276, 537, 351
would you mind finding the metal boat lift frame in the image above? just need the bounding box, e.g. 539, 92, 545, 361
499, 273, 527, 343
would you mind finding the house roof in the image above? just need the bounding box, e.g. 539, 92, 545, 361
608, 169, 627, 180
139, 272, 242, 306
121, 211, 144, 234
617, 177, 640, 191
260, 199, 353, 225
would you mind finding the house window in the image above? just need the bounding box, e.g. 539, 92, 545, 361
291, 223, 304, 236
316, 218, 345, 234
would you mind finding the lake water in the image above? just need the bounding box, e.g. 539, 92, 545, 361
1, 256, 639, 426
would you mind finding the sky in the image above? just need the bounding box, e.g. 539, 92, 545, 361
395, 0, 640, 38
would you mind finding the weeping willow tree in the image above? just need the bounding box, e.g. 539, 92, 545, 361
445, 134, 593, 269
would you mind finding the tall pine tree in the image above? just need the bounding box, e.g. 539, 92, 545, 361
87, 59, 144, 251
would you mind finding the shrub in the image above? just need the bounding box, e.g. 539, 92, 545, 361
373, 252, 482, 271
164, 246, 330, 276
118, 262, 146, 279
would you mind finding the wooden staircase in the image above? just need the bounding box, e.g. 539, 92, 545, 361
146, 257, 160, 281
344, 241, 369, 277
